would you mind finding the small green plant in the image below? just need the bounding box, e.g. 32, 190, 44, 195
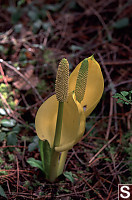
28, 136, 39, 152
0, 185, 7, 199
63, 171, 75, 183
28, 56, 104, 182
113, 90, 132, 105
0, 119, 22, 152
0, 83, 16, 109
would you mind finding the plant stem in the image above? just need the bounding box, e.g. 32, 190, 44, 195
39, 140, 45, 170
48, 102, 64, 182
48, 150, 60, 182
58, 150, 68, 176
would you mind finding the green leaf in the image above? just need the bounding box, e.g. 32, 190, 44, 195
14, 24, 23, 33
117, 99, 124, 104
0, 185, 7, 199
124, 102, 129, 105
7, 132, 17, 145
121, 91, 129, 96
12, 124, 21, 134
121, 96, 128, 101
44, 2, 64, 12
113, 91, 132, 105
32, 19, 42, 33
0, 132, 6, 142
28, 10, 39, 22
10, 8, 21, 24
70, 45, 83, 51
0, 171, 8, 175
128, 91, 132, 100
27, 158, 44, 172
63, 171, 75, 183
1, 127, 10, 132
42, 22, 51, 31
28, 136, 39, 152
112, 93, 123, 98
17, 0, 25, 7
7, 132, 17, 151
0, 108, 7, 116
0, 45, 4, 52
1, 119, 16, 128
113, 17, 129, 29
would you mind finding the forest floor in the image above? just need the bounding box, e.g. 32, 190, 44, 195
0, 0, 132, 199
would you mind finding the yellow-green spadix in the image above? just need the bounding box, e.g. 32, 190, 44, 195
75, 58, 88, 103
35, 56, 104, 152
55, 58, 69, 102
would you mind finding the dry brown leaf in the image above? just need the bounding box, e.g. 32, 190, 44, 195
13, 65, 39, 90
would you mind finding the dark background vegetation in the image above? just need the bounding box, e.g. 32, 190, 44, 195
0, 0, 132, 199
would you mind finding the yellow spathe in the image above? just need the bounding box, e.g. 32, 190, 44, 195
69, 56, 104, 117
35, 56, 104, 151
35, 93, 85, 152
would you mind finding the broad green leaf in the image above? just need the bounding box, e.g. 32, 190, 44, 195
28, 136, 39, 152
0, 185, 7, 199
7, 133, 17, 151
121, 91, 129, 96
0, 45, 4, 52
12, 124, 21, 134
124, 102, 129, 105
7, 133, 17, 145
0, 108, 7, 116
11, 8, 21, 24
0, 171, 8, 175
113, 93, 122, 98
44, 2, 64, 12
27, 158, 44, 172
113, 17, 129, 29
0, 132, 6, 142
17, 0, 25, 7
63, 171, 75, 183
28, 142, 38, 152
28, 10, 39, 22
121, 96, 128, 101
42, 22, 51, 31
1, 119, 16, 128
1, 127, 10, 132
70, 45, 83, 51
117, 99, 124, 104
32, 19, 42, 33
14, 24, 23, 33
113, 91, 132, 105
128, 92, 132, 101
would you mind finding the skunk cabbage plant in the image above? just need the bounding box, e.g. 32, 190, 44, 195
35, 56, 104, 182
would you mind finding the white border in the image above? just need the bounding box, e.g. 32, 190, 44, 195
118, 184, 132, 200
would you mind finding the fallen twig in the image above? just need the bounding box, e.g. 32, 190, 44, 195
89, 133, 118, 164
0, 59, 43, 102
